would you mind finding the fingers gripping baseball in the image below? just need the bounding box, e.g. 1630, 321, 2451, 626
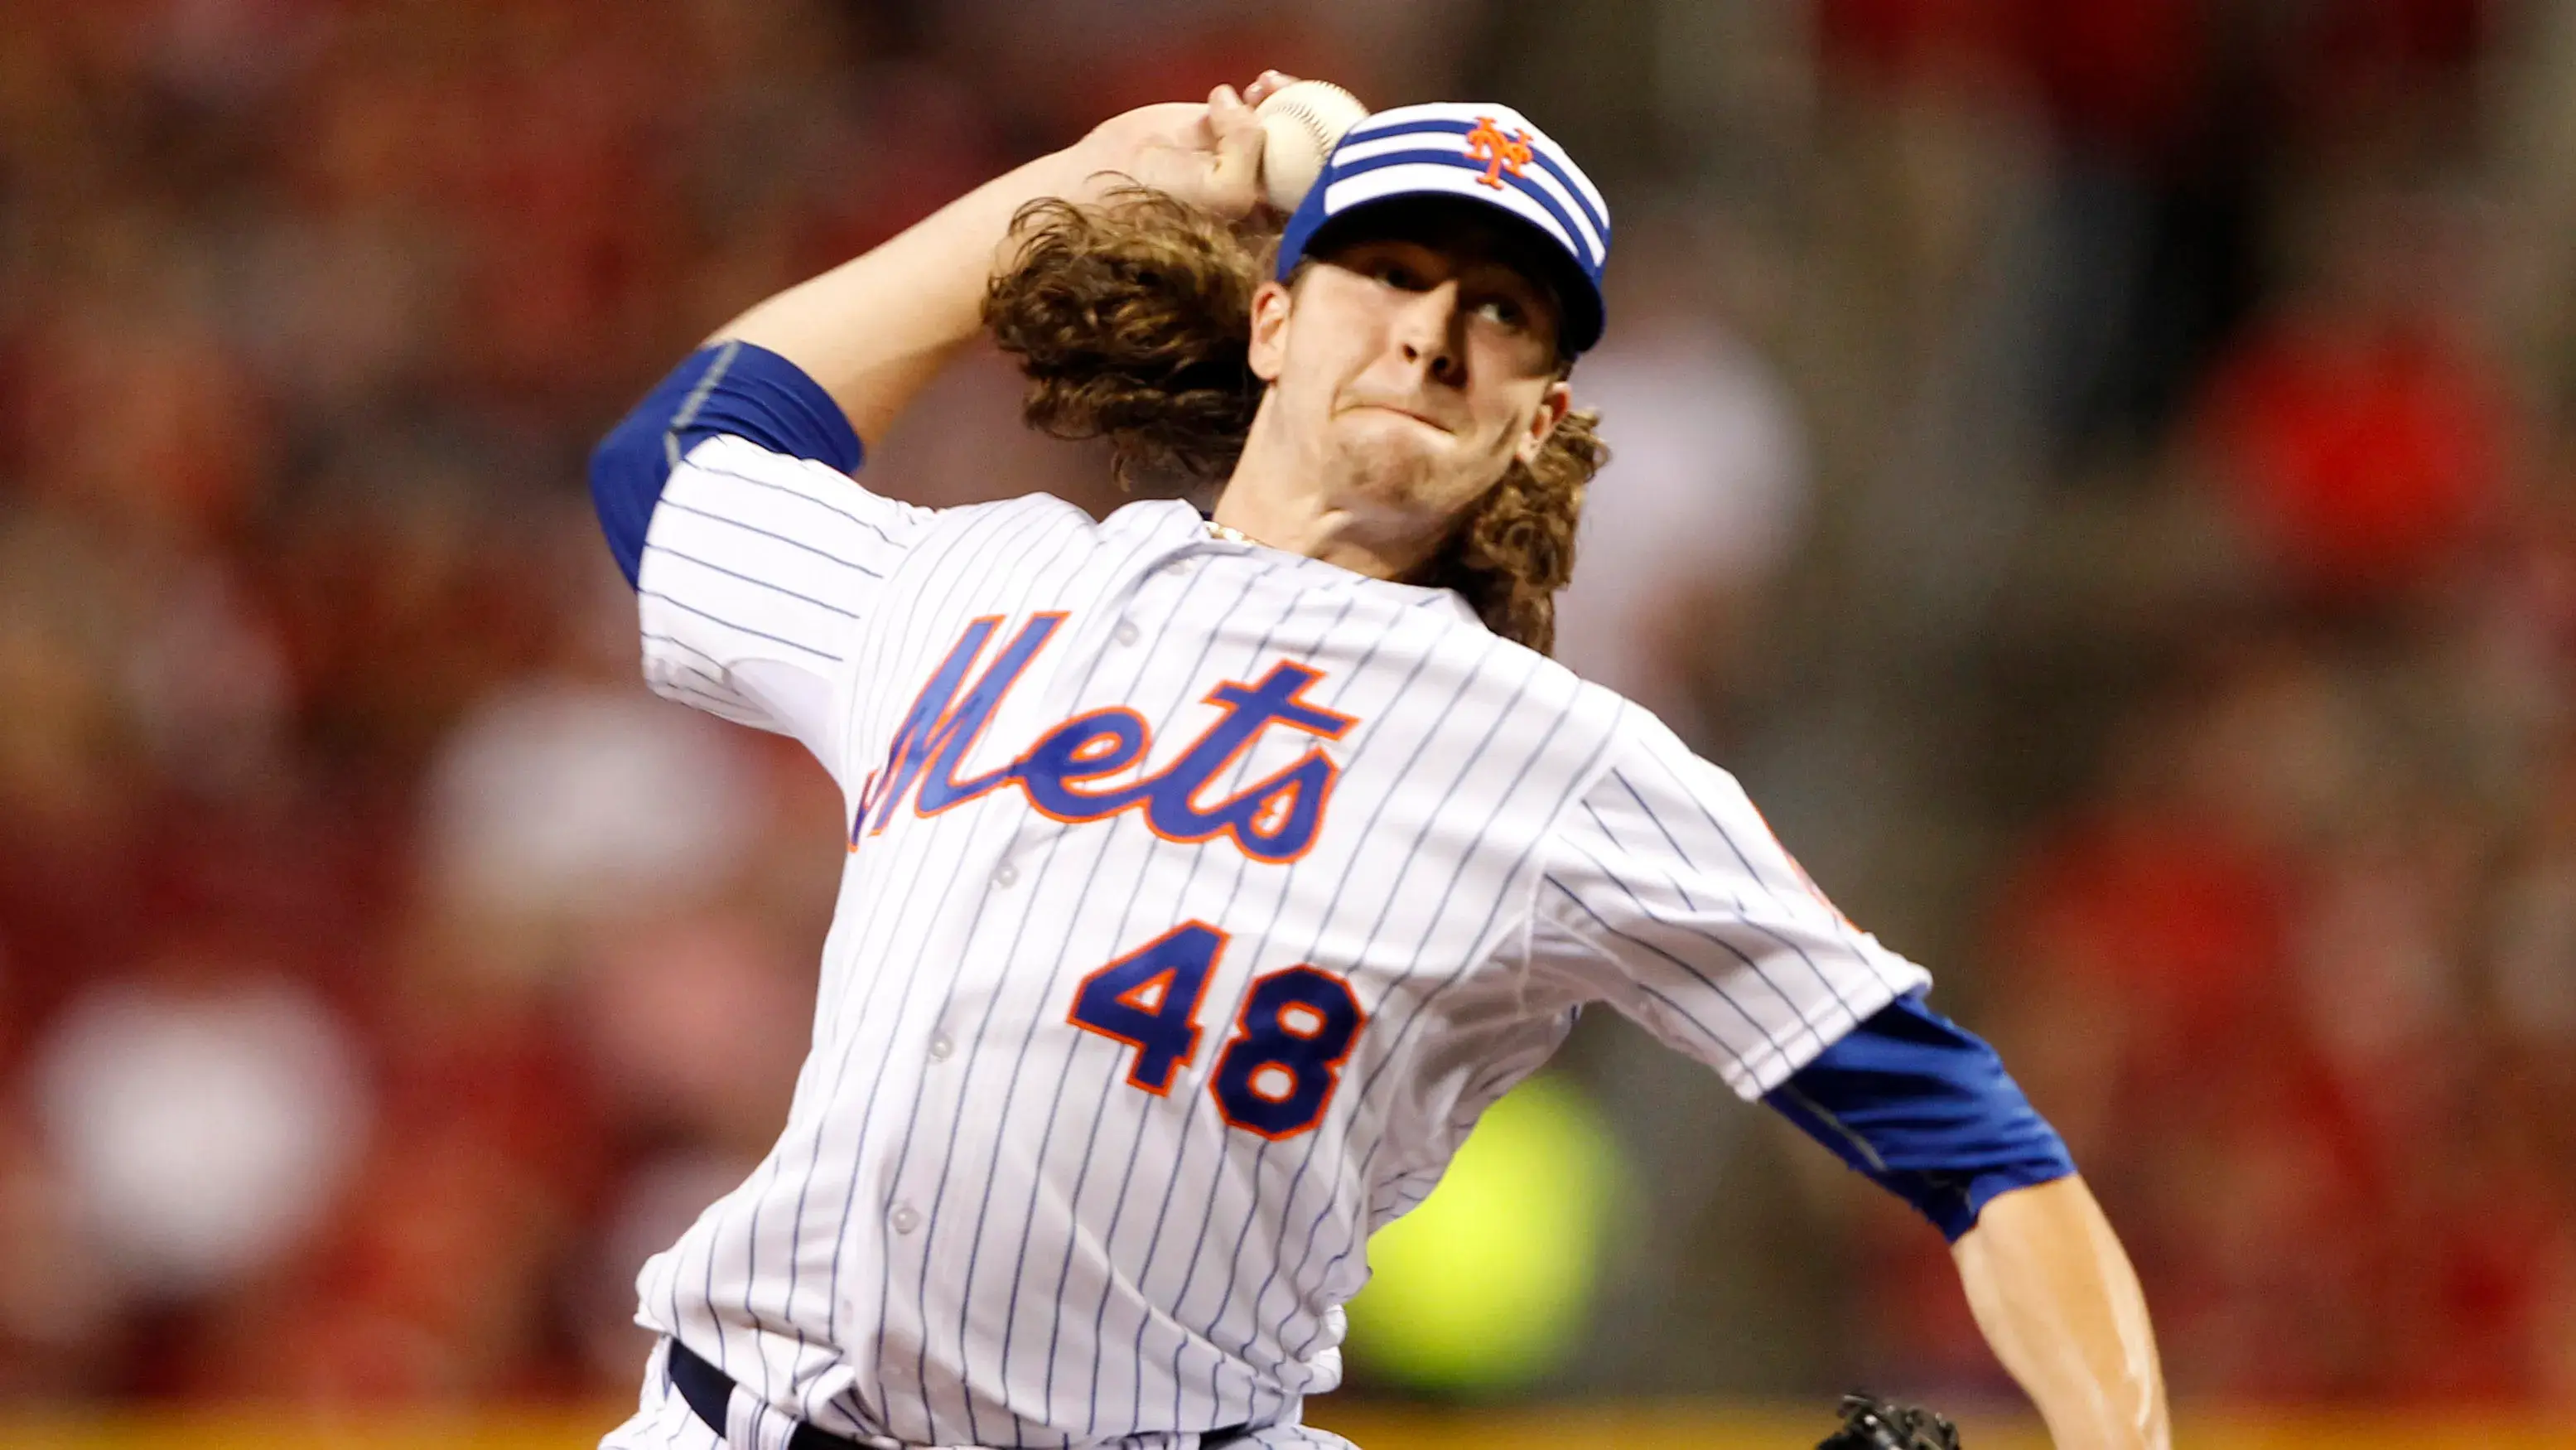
1242, 70, 1299, 109
1202, 85, 1266, 216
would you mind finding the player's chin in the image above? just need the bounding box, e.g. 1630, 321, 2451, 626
1339, 437, 1517, 533
1328, 420, 1440, 486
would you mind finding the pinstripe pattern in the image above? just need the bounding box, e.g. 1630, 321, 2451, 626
1528, 719, 1927, 1098
613, 433, 1927, 1449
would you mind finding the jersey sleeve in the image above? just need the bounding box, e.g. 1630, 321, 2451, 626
1527, 713, 1932, 1098
1763, 991, 2075, 1240
590, 341, 933, 781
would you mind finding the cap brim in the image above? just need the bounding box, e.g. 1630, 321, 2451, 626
1292, 193, 1605, 356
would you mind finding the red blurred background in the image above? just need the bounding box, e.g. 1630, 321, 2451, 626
2, 0, 2573, 1421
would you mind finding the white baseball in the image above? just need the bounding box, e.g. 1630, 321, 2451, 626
1254, 80, 1369, 212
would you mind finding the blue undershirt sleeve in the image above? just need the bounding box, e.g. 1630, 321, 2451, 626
588, 340, 864, 587
1762, 990, 2076, 1241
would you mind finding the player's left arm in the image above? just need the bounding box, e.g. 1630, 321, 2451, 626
1951, 1175, 2168, 1450
1529, 713, 2166, 1448
1768, 999, 2168, 1450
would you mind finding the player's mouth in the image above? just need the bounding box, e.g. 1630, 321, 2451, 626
1340, 399, 1453, 434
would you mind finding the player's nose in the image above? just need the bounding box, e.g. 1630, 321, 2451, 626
1391, 280, 1467, 386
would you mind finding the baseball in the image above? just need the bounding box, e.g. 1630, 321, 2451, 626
1255, 80, 1369, 211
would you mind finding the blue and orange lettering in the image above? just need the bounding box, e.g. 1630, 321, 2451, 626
856, 612, 1064, 838
1018, 708, 1151, 819
856, 619, 1359, 865
1038, 663, 1354, 863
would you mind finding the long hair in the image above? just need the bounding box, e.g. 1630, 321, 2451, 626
982, 186, 1607, 655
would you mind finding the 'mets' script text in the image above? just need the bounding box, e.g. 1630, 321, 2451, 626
852, 614, 1358, 864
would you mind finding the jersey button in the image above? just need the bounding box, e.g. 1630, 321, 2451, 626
1112, 620, 1141, 646
929, 1034, 955, 1061
992, 863, 1018, 888
890, 1204, 922, 1235
1165, 557, 1197, 575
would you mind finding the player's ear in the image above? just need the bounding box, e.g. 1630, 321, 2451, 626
1513, 379, 1574, 466
1247, 279, 1295, 384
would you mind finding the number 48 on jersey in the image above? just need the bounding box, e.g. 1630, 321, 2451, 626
1066, 921, 1366, 1139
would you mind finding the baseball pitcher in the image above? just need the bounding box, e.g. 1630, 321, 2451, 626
587, 73, 2169, 1450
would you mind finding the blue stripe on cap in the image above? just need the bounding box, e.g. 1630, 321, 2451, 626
1334, 115, 1609, 246
1324, 149, 1596, 271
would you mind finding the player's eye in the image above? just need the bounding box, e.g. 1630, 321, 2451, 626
1369, 259, 1426, 291
1472, 295, 1527, 328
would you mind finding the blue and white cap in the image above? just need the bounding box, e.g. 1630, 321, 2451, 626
1276, 101, 1612, 354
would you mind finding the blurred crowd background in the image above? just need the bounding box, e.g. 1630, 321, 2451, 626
3, 0, 2573, 1420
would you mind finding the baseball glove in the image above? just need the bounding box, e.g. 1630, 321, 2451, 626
1816, 1392, 1962, 1450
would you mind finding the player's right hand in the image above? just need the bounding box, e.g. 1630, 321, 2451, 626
1066, 71, 1299, 220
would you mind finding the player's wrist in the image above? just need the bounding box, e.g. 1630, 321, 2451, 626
1021, 143, 1112, 205
1044, 134, 1175, 210
1047, 94, 1264, 219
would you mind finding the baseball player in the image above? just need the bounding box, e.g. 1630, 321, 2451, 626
586, 74, 2170, 1450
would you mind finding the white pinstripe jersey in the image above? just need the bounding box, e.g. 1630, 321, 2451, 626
625, 432, 1930, 1448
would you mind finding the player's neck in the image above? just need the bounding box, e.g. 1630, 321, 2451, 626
1212, 427, 1447, 584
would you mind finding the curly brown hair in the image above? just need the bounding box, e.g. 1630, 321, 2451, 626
982, 187, 1607, 655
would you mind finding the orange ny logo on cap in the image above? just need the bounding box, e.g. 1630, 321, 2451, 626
1464, 116, 1533, 189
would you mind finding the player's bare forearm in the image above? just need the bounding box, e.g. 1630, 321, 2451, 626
1951, 1175, 2169, 1450
704, 149, 1093, 443
707, 81, 1275, 447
